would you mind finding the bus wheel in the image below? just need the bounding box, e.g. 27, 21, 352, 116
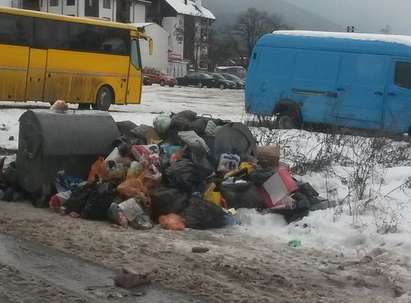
93, 86, 113, 111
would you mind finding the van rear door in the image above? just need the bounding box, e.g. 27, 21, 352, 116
334, 54, 388, 129
384, 60, 411, 133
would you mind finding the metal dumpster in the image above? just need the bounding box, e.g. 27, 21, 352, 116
17, 110, 120, 205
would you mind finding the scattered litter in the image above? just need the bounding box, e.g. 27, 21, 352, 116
192, 247, 210, 253
114, 268, 151, 289
288, 240, 302, 248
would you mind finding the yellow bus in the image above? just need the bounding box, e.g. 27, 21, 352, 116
0, 7, 151, 111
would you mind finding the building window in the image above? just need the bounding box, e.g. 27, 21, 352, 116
66, 0, 75, 6
103, 0, 111, 9
50, 0, 59, 6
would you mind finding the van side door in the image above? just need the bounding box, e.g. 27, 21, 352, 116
291, 50, 340, 124
334, 54, 388, 129
384, 60, 411, 133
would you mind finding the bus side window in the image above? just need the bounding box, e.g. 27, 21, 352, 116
130, 40, 141, 69
68, 23, 129, 56
394, 62, 411, 89
0, 13, 32, 46
34, 19, 68, 49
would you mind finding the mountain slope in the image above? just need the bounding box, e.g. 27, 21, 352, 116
204, 0, 342, 31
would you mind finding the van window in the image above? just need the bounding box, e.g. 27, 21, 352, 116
395, 62, 411, 89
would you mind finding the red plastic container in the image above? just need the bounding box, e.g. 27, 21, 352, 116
259, 167, 298, 209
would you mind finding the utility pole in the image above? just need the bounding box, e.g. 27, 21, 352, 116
346, 26, 355, 33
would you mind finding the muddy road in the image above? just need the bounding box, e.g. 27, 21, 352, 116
0, 202, 409, 303
0, 233, 200, 303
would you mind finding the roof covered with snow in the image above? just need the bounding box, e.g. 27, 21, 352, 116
164, 0, 215, 20
256, 30, 411, 57
273, 30, 411, 47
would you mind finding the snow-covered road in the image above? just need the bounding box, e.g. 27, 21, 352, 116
0, 85, 245, 150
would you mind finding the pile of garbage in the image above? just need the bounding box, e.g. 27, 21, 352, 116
4, 109, 333, 231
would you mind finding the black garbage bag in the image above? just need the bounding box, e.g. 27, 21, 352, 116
130, 125, 160, 144
247, 168, 276, 186
150, 187, 189, 220
190, 118, 208, 135
190, 151, 215, 177
166, 159, 208, 192
116, 121, 138, 137
273, 193, 311, 223
220, 182, 265, 209
182, 196, 226, 229
64, 183, 94, 214
64, 182, 117, 220
170, 110, 197, 131
298, 183, 319, 198
214, 122, 257, 162
81, 182, 117, 220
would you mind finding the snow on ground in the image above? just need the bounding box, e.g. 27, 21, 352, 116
0, 85, 245, 150
0, 84, 410, 263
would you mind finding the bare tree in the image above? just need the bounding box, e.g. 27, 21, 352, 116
234, 8, 286, 58
381, 24, 392, 34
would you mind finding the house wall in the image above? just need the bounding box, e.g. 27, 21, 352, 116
43, 0, 62, 14
130, 1, 145, 23
137, 23, 168, 73
100, 0, 114, 20
162, 15, 184, 61
40, 0, 116, 20
0, 0, 12, 6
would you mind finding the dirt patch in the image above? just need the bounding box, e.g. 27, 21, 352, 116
0, 201, 408, 303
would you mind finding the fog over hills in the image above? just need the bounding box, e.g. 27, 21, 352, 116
204, 0, 342, 31
204, 0, 411, 35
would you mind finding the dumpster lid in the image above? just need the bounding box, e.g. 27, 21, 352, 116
19, 110, 120, 156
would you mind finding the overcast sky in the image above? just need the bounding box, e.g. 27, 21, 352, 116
286, 0, 411, 34
204, 0, 411, 35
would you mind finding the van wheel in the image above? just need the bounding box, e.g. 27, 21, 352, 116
276, 115, 297, 129
198, 82, 204, 88
93, 86, 113, 111
160, 81, 165, 87
219, 83, 225, 90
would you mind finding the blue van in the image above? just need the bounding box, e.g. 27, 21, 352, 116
245, 31, 411, 134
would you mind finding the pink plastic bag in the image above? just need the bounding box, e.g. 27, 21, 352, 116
131, 145, 160, 166
259, 167, 298, 209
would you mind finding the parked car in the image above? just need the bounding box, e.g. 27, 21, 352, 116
246, 30, 411, 134
216, 66, 247, 79
176, 72, 216, 88
143, 75, 152, 86
145, 72, 177, 87
208, 73, 237, 89
220, 73, 245, 89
